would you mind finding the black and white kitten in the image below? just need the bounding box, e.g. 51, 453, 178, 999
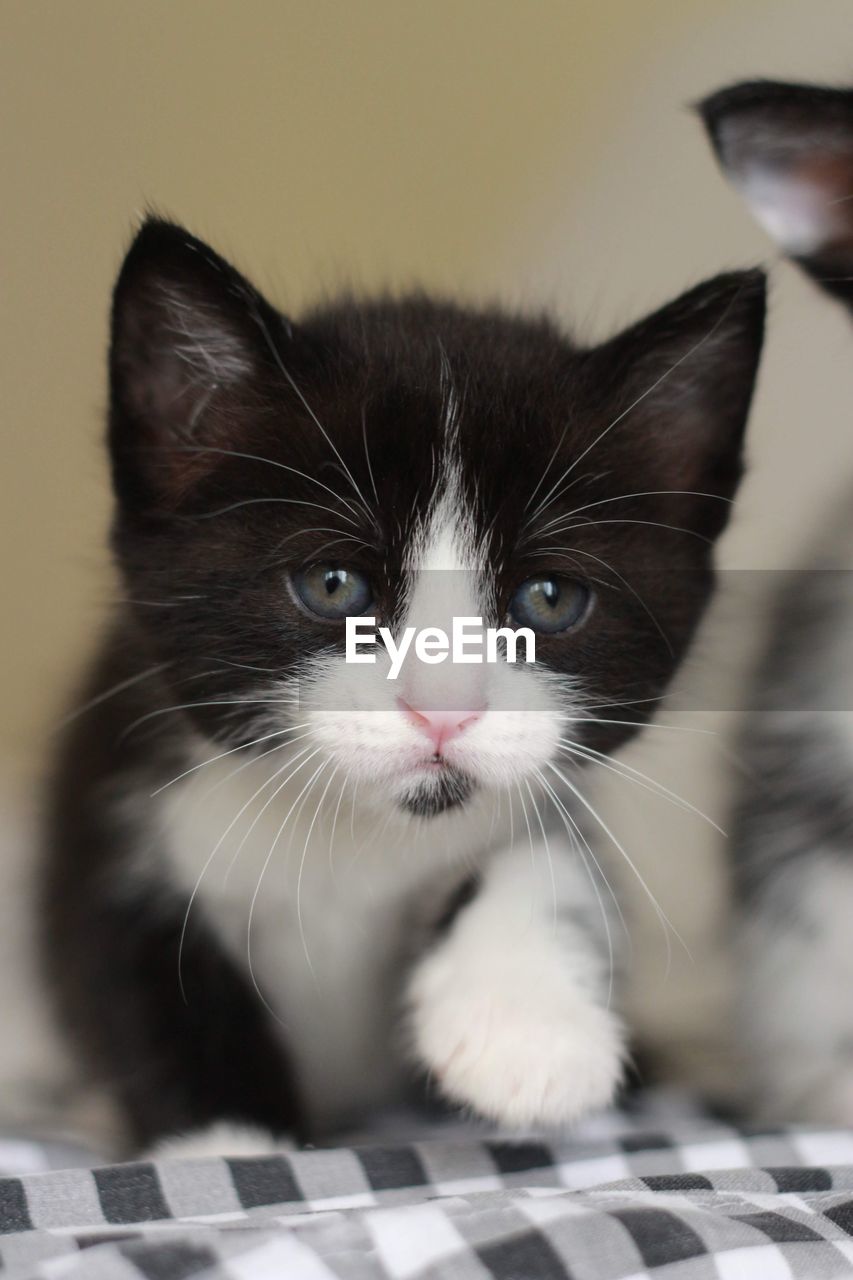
701, 80, 853, 1119
41, 219, 765, 1154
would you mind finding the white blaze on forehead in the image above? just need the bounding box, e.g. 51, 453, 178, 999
416, 471, 480, 573
402, 433, 488, 709
409, 369, 482, 577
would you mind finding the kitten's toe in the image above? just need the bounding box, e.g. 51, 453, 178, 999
141, 1121, 292, 1160
408, 954, 625, 1129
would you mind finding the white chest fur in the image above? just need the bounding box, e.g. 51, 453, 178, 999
157, 751, 495, 1131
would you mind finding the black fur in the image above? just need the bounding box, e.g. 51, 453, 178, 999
42, 625, 304, 1151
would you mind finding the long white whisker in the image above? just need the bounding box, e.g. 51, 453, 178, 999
195, 730, 316, 811
282, 752, 332, 865
515, 780, 536, 888
558, 739, 725, 835
175, 444, 365, 522
575, 716, 715, 737
54, 663, 172, 730
328, 769, 350, 883
119, 696, 299, 741
221, 743, 318, 887
486, 785, 502, 846
523, 777, 557, 931
197, 496, 361, 527
533, 494, 725, 540
506, 783, 515, 855
151, 723, 311, 795
524, 424, 569, 513
533, 765, 620, 1008
307, 533, 374, 560
536, 764, 629, 941
245, 754, 328, 1019
348, 801, 395, 872
204, 657, 276, 674
361, 406, 380, 510
296, 765, 339, 984
268, 525, 373, 554
249, 305, 376, 524
582, 693, 669, 712
349, 778, 360, 843
177, 742, 314, 1002
529, 291, 748, 523
545, 759, 688, 977
533, 516, 712, 545
558, 489, 732, 521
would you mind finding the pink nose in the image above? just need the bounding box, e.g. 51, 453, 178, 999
397, 698, 484, 753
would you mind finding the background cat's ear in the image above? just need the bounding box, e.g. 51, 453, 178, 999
588, 270, 765, 531
109, 218, 289, 509
699, 81, 853, 312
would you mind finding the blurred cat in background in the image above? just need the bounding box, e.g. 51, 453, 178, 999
701, 80, 853, 1120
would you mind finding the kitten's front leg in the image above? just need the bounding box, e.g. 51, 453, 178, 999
407, 836, 625, 1128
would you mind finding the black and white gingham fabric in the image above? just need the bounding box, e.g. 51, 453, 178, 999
5, 1098, 853, 1278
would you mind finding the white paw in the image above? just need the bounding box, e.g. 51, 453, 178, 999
407, 949, 625, 1129
142, 1121, 292, 1160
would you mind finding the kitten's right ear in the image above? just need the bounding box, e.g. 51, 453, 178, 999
109, 218, 289, 509
698, 81, 853, 312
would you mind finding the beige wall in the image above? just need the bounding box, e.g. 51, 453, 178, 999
1, 0, 690, 775
4, 1, 853, 1064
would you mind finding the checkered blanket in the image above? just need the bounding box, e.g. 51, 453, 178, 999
4, 1098, 853, 1278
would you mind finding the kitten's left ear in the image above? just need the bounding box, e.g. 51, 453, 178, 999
109, 217, 295, 510
699, 81, 853, 312
588, 269, 765, 526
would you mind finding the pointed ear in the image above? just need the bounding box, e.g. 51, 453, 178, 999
109, 218, 288, 509
699, 81, 853, 312
587, 270, 765, 529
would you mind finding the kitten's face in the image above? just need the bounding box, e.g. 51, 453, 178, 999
109, 222, 764, 817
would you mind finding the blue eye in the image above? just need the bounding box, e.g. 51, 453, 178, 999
509, 576, 591, 634
292, 565, 373, 620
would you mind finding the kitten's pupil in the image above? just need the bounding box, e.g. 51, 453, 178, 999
325, 571, 344, 595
